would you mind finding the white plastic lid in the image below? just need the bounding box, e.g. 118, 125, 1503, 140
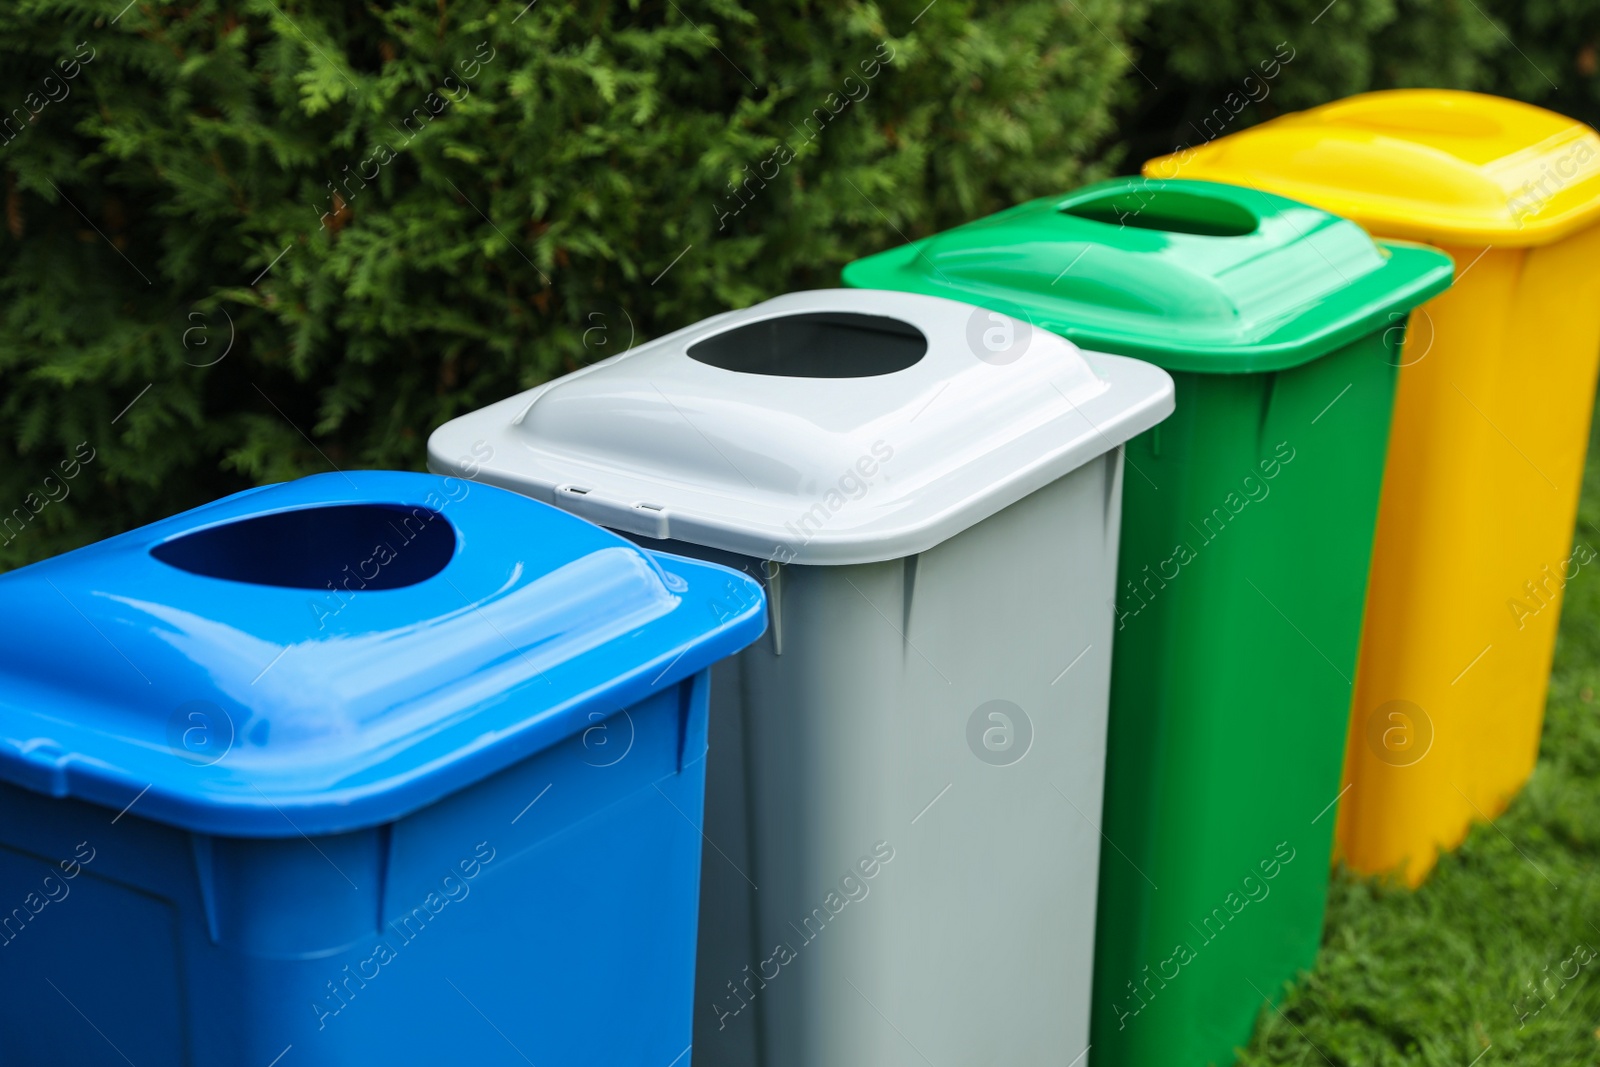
428, 289, 1173, 565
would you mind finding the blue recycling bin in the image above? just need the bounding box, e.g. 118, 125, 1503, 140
0, 471, 764, 1067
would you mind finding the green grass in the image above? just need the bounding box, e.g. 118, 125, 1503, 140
1239, 397, 1600, 1067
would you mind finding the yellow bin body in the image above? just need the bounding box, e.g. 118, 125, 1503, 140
1146, 90, 1600, 885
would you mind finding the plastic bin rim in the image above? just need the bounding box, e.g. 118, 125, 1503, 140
842, 230, 1454, 373
427, 292, 1175, 566
0, 471, 766, 837
1143, 90, 1600, 248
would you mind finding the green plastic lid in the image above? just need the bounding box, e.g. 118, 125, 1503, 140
841, 178, 1455, 373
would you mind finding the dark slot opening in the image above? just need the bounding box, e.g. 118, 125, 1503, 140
687, 312, 927, 377
151, 504, 456, 590
1063, 188, 1259, 237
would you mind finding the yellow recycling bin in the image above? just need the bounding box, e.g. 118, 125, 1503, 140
1146, 90, 1600, 885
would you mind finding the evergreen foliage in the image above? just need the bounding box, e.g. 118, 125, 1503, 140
0, 0, 1594, 566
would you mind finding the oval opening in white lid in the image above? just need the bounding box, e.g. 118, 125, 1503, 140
686, 311, 927, 377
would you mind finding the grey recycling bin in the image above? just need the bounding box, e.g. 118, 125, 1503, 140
428, 289, 1173, 1066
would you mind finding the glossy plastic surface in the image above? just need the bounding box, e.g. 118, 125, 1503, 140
1336, 229, 1600, 884
435, 290, 1162, 1065
1150, 89, 1600, 884
0, 654, 721, 1066
1093, 335, 1398, 1067
688, 462, 1124, 1067
843, 193, 1432, 1067
428, 288, 1173, 565
841, 178, 1453, 372
0, 470, 766, 836
1145, 90, 1600, 247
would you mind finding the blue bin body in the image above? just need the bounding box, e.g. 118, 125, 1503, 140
0, 471, 765, 1066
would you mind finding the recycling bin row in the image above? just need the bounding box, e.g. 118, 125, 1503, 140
0, 304, 1170, 1066
0, 88, 1596, 1067
839, 88, 1600, 1067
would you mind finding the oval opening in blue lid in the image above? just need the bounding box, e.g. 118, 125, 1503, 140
150, 504, 456, 590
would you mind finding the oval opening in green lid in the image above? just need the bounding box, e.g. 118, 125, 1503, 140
841, 177, 1457, 373
1061, 187, 1259, 238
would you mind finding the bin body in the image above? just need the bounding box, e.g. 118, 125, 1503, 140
429, 288, 1175, 1067
1147, 89, 1600, 884
1095, 340, 1394, 1067
0, 472, 764, 1066
656, 460, 1118, 1067
843, 180, 1452, 1067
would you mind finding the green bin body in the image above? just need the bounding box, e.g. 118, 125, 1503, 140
843, 178, 1453, 1067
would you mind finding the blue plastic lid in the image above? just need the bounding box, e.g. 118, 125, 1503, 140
0, 471, 765, 837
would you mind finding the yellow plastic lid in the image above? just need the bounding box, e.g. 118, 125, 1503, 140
1144, 90, 1600, 247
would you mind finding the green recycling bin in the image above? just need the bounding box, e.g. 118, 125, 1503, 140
844, 177, 1453, 1067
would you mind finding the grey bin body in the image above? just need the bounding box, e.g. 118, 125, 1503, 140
426, 289, 1174, 1065
657, 460, 1119, 1066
